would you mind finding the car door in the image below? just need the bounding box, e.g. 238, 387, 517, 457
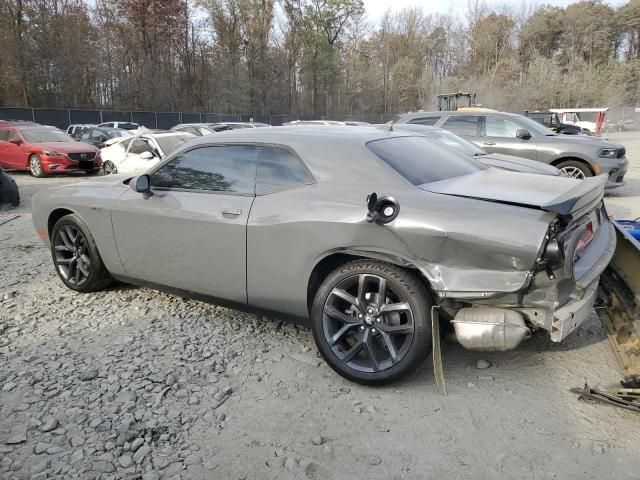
2, 130, 27, 168
0, 130, 11, 168
480, 116, 539, 161
111, 144, 259, 303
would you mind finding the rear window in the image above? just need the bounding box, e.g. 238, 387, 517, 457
442, 115, 480, 136
408, 116, 441, 126
367, 136, 484, 185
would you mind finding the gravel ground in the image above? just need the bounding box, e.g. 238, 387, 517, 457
2, 133, 640, 480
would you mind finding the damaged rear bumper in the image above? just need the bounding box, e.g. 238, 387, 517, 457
550, 280, 598, 341
550, 219, 616, 342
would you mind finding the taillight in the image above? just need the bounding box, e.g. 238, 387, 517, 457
575, 221, 594, 258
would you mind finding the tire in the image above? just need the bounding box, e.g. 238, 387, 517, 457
51, 213, 112, 292
103, 161, 117, 175
556, 160, 592, 180
29, 154, 46, 178
0, 171, 20, 207
311, 259, 432, 385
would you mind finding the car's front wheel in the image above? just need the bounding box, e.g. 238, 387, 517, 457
29, 154, 46, 178
556, 160, 592, 180
51, 214, 112, 292
311, 260, 432, 385
103, 161, 117, 175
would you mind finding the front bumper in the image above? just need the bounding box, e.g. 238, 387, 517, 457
42, 154, 102, 174
603, 157, 628, 190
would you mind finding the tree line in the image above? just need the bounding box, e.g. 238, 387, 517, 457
0, 0, 639, 116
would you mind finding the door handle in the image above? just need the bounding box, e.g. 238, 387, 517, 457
482, 142, 496, 146
222, 208, 242, 216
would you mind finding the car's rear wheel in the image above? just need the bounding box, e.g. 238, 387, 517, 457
103, 161, 117, 175
51, 214, 112, 292
29, 154, 46, 178
311, 260, 432, 385
556, 160, 592, 180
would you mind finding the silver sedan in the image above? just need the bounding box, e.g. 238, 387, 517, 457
32, 126, 615, 385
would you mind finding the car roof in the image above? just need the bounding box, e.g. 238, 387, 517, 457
175, 126, 418, 184
0, 121, 43, 129
172, 123, 210, 129
399, 110, 523, 121
144, 132, 195, 138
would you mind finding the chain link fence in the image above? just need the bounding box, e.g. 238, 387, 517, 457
0, 107, 400, 129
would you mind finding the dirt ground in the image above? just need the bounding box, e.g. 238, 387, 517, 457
2, 132, 640, 480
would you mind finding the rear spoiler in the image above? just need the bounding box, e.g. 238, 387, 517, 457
541, 174, 606, 216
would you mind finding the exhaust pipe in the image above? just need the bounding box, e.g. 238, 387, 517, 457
451, 308, 531, 352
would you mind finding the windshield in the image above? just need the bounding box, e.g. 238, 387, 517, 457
155, 134, 193, 155
575, 112, 599, 122
425, 129, 486, 156
512, 115, 557, 136
103, 128, 133, 139
21, 129, 74, 143
367, 136, 485, 185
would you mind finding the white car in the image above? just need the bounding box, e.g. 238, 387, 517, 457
98, 121, 140, 131
100, 132, 195, 174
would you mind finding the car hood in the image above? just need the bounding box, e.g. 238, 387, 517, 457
478, 153, 560, 176
38, 141, 98, 153
541, 134, 623, 149
420, 168, 606, 216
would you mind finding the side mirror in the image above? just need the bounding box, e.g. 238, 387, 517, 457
130, 174, 151, 194
8, 139, 21, 146
516, 128, 531, 140
366, 192, 400, 224
139, 151, 155, 160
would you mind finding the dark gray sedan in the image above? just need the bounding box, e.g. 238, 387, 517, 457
397, 111, 628, 188
32, 127, 615, 385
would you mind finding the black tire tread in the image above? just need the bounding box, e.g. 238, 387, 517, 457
311, 259, 432, 386
51, 213, 112, 292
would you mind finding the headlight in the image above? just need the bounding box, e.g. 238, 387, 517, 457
598, 148, 618, 158
43, 150, 62, 156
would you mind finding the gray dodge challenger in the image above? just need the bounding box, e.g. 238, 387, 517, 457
32, 126, 616, 385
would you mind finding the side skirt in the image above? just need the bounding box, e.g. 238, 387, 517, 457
111, 274, 311, 328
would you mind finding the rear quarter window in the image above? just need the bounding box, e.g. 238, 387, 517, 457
442, 115, 481, 136
407, 116, 441, 126
367, 136, 484, 185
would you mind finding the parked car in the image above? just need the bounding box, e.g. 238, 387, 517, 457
100, 132, 194, 174
388, 123, 563, 176
283, 120, 346, 126
67, 124, 97, 138
549, 108, 607, 135
78, 127, 133, 148
0, 123, 101, 177
396, 110, 628, 188
524, 111, 585, 135
343, 121, 371, 126
98, 121, 140, 130
0, 168, 19, 207
32, 126, 615, 385
170, 123, 216, 136
208, 122, 270, 130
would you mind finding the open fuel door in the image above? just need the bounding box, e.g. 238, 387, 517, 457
598, 221, 640, 386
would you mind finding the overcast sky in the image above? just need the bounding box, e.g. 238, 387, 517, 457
362, 0, 627, 23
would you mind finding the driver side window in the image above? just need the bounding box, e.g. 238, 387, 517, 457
150, 145, 259, 194
485, 117, 519, 138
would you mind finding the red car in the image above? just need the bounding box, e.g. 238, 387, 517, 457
0, 122, 101, 177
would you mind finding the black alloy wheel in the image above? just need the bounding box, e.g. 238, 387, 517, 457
312, 260, 432, 385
